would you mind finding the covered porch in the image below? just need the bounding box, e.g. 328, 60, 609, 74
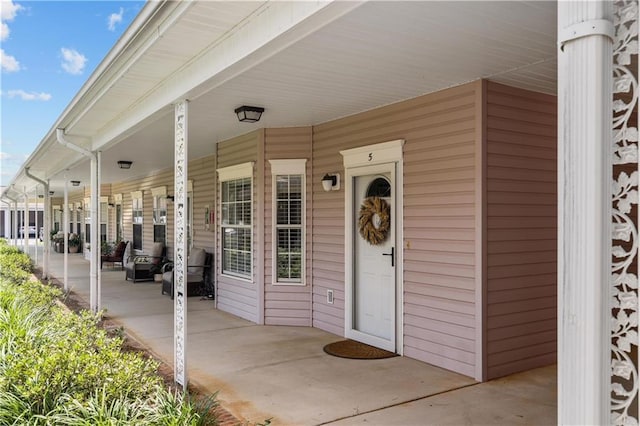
37, 247, 556, 425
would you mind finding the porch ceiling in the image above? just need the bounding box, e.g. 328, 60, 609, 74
5, 1, 557, 198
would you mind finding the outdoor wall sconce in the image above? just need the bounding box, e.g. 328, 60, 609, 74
71, 180, 81, 186
166, 195, 175, 202
322, 173, 340, 192
234, 105, 264, 123
118, 160, 133, 169
49, 191, 55, 195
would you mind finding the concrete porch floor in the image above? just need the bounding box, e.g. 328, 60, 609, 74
28, 245, 556, 425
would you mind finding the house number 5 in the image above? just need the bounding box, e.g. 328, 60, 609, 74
368, 153, 373, 162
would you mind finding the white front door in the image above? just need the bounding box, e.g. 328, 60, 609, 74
346, 162, 396, 351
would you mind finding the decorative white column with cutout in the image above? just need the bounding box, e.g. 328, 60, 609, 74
611, 1, 639, 424
174, 99, 189, 389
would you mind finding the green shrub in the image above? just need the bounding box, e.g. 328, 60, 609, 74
0, 244, 33, 284
0, 274, 218, 425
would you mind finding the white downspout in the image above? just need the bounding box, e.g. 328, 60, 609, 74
56, 128, 101, 312
557, 2, 614, 424
25, 168, 50, 279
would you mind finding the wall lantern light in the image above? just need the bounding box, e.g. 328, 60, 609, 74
71, 180, 81, 187
234, 105, 264, 123
321, 173, 340, 192
118, 160, 133, 169
49, 191, 55, 196
166, 195, 175, 202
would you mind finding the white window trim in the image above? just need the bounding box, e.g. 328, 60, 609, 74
131, 191, 144, 252
151, 186, 167, 197
217, 162, 254, 282
269, 159, 306, 286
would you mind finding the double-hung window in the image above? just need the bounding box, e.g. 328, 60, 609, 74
131, 191, 143, 251
269, 159, 306, 285
84, 198, 91, 244
100, 197, 108, 243
151, 187, 167, 245
218, 163, 253, 280
114, 194, 123, 242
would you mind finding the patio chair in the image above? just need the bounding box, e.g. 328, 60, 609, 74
101, 240, 129, 270
125, 241, 166, 283
161, 247, 213, 299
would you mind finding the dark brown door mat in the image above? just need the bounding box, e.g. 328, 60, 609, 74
323, 339, 397, 359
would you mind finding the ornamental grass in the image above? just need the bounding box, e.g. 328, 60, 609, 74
0, 239, 218, 425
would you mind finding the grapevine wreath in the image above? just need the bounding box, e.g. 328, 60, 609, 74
358, 196, 390, 245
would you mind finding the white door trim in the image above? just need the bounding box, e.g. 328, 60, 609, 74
341, 140, 404, 354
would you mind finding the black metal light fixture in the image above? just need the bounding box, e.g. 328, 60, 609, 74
166, 195, 175, 202
321, 173, 340, 192
118, 160, 133, 169
234, 105, 264, 123
49, 191, 54, 196
71, 180, 81, 186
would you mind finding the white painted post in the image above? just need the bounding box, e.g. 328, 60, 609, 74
90, 153, 100, 313
12, 201, 17, 247
174, 99, 189, 389
557, 1, 614, 424
97, 151, 102, 311
64, 177, 69, 291
34, 187, 39, 266
23, 187, 29, 254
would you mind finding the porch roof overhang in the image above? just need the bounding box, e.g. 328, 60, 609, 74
1, 0, 557, 201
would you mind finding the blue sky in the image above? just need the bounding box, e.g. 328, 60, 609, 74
1, 0, 144, 186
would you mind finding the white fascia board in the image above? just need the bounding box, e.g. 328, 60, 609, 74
92, 1, 365, 149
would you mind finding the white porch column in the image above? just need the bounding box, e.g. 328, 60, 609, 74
89, 152, 101, 312
174, 99, 189, 389
43, 182, 50, 279
557, 1, 614, 424
25, 168, 50, 277
34, 187, 39, 266
64, 177, 69, 290
23, 187, 29, 255
12, 200, 17, 246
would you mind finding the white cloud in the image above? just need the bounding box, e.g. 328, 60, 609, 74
1, 22, 9, 41
0, 151, 11, 160
0, 48, 20, 72
1, 1, 22, 42
1, 1, 23, 21
107, 7, 123, 31
6, 89, 51, 101
60, 48, 86, 75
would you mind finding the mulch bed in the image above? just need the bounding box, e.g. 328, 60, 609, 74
33, 266, 242, 426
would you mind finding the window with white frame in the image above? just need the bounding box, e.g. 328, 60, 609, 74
75, 206, 81, 240
131, 191, 143, 251
269, 160, 306, 285
218, 163, 253, 279
84, 199, 91, 244
69, 206, 74, 233
151, 187, 167, 245
100, 198, 108, 243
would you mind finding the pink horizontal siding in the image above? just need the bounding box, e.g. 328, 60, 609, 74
215, 132, 259, 323
264, 127, 313, 326
484, 81, 557, 379
313, 82, 479, 377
